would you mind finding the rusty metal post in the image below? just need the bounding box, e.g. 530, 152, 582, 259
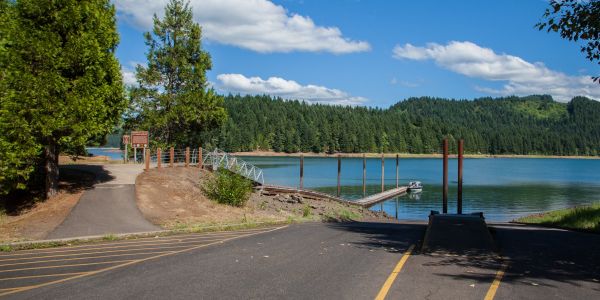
396, 154, 399, 188
170, 147, 174, 167
457, 139, 464, 214
337, 155, 341, 197
157, 148, 162, 168
443, 139, 448, 214
144, 148, 150, 171
381, 154, 385, 193
198, 147, 203, 169
185, 147, 190, 167
299, 155, 304, 189
362, 154, 366, 197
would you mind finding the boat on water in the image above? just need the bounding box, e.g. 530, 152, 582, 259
408, 181, 423, 193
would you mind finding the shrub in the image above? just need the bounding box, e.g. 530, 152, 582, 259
202, 169, 253, 207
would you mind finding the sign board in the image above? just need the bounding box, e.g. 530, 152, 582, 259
122, 135, 130, 145
131, 131, 149, 148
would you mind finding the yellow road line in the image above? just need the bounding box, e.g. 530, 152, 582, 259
0, 225, 287, 297
374, 244, 415, 300
0, 287, 20, 292
0, 236, 241, 262
484, 260, 509, 300
0, 230, 265, 259
0, 259, 136, 274
0, 272, 89, 281
0, 250, 176, 268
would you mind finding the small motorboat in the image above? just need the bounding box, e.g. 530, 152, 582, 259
408, 181, 423, 193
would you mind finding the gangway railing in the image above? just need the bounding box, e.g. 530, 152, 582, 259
202, 148, 264, 186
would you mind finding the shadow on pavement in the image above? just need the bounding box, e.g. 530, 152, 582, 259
327, 220, 600, 290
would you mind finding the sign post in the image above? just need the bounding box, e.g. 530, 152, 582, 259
122, 135, 130, 163
131, 131, 149, 164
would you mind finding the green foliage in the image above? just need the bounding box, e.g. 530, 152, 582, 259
302, 205, 311, 217
0, 0, 126, 195
516, 202, 600, 233
126, 0, 226, 147
202, 169, 253, 207
537, 0, 600, 82
198, 94, 600, 156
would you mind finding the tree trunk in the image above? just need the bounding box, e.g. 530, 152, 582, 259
45, 142, 59, 199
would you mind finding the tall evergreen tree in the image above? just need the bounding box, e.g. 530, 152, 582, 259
0, 0, 125, 197
128, 0, 226, 147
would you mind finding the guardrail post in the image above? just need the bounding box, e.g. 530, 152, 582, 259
157, 148, 162, 168
185, 147, 190, 167
443, 139, 449, 214
198, 147, 203, 169
457, 139, 464, 214
144, 148, 150, 171
170, 147, 174, 168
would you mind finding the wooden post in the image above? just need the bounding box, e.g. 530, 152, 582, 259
133, 147, 137, 163
185, 147, 190, 167
170, 147, 174, 167
362, 154, 366, 197
300, 154, 304, 189
443, 139, 448, 214
395, 197, 399, 219
381, 154, 385, 193
157, 148, 162, 168
144, 148, 150, 171
457, 139, 464, 214
124, 143, 128, 163
198, 147, 203, 169
396, 154, 399, 188
337, 155, 341, 197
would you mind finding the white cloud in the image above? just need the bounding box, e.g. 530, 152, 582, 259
392, 41, 600, 102
115, 0, 370, 54
216, 73, 367, 105
121, 68, 136, 86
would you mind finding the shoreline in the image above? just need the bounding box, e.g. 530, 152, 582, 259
231, 151, 600, 159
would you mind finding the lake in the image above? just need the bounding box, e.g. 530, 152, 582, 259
240, 156, 600, 222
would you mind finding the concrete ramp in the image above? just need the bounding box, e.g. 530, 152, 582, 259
422, 213, 496, 254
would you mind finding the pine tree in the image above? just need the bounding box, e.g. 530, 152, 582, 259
128, 0, 226, 147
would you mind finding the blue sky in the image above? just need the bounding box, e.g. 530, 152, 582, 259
115, 0, 600, 107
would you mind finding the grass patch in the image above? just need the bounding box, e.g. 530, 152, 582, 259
515, 202, 600, 233
322, 208, 362, 222
302, 205, 311, 217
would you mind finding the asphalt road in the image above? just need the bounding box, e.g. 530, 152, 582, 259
1, 222, 599, 299
47, 165, 159, 239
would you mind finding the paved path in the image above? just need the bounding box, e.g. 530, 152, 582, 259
46, 164, 159, 239
1, 222, 598, 299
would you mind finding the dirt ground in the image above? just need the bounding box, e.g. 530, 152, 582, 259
135, 167, 392, 229
0, 168, 94, 242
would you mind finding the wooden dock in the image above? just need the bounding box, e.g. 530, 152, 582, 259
260, 185, 408, 207
354, 186, 408, 206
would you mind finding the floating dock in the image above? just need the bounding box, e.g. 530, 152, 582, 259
260, 185, 408, 207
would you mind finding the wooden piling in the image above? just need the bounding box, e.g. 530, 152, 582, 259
157, 148, 162, 168
381, 154, 385, 193
144, 149, 150, 171
300, 154, 304, 189
198, 147, 203, 169
185, 147, 190, 167
362, 154, 366, 197
170, 147, 174, 168
442, 139, 448, 214
395, 154, 399, 188
337, 154, 341, 197
457, 139, 464, 214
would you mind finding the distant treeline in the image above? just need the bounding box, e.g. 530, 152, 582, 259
195, 95, 600, 156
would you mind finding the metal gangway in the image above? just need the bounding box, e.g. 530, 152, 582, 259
149, 147, 264, 185
202, 148, 264, 185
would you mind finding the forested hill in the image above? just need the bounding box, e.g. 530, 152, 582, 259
199, 95, 600, 156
